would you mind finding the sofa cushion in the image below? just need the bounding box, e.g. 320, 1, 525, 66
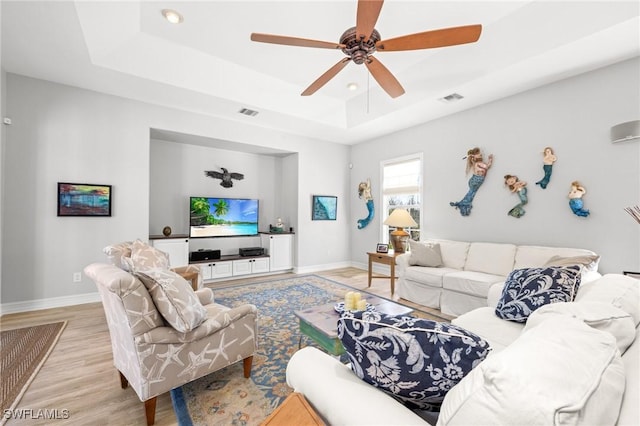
428, 239, 470, 270
408, 240, 443, 267
464, 242, 516, 276
524, 301, 636, 353
443, 271, 504, 298
514, 245, 599, 271
576, 273, 640, 325
337, 311, 491, 411
124, 239, 170, 272
405, 266, 459, 288
438, 316, 625, 426
451, 307, 524, 352
494, 265, 581, 323
136, 269, 208, 333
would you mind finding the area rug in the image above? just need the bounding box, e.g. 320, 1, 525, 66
0, 321, 67, 424
172, 274, 447, 425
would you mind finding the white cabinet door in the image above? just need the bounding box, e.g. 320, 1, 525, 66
151, 238, 189, 267
252, 257, 270, 274
232, 259, 252, 276
262, 234, 293, 271
210, 261, 233, 279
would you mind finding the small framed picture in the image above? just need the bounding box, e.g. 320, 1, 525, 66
376, 243, 389, 253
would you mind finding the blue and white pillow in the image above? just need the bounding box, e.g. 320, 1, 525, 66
337, 311, 491, 411
495, 265, 581, 323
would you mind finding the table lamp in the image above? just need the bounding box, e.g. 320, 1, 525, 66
383, 208, 417, 253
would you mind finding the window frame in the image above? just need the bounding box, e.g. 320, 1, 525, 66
379, 153, 423, 245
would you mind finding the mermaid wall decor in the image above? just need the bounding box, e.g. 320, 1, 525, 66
568, 181, 590, 217
357, 178, 374, 229
450, 147, 494, 216
535, 147, 557, 189
504, 174, 528, 218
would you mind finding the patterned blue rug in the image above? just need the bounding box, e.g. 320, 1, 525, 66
171, 274, 442, 425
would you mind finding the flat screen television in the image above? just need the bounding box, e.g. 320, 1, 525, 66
190, 197, 259, 238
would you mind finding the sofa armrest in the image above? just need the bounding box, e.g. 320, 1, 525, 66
286, 347, 426, 425
487, 282, 505, 308
136, 304, 257, 344
396, 252, 411, 273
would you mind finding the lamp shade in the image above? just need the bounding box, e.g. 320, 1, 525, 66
384, 209, 417, 228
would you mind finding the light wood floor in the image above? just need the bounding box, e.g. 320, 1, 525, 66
0, 267, 450, 425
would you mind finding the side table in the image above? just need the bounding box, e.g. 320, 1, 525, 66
261, 392, 325, 426
367, 251, 401, 295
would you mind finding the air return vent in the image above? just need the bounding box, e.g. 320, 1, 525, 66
238, 108, 259, 117
611, 120, 639, 143
439, 93, 464, 103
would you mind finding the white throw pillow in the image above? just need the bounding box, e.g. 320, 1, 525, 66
576, 273, 640, 326
408, 240, 443, 267
437, 316, 625, 426
524, 301, 636, 354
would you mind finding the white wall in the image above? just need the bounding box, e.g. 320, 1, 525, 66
149, 139, 281, 254
1, 73, 350, 307
350, 58, 640, 274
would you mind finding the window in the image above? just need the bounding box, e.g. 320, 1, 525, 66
381, 154, 422, 243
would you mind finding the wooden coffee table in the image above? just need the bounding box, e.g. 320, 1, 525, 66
294, 295, 414, 356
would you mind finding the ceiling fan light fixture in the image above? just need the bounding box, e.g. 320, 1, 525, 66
347, 82, 359, 91
162, 9, 183, 24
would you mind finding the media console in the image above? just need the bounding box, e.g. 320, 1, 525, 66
150, 233, 294, 282
189, 253, 270, 281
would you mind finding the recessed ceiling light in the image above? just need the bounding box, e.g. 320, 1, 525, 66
347, 83, 358, 91
162, 9, 183, 24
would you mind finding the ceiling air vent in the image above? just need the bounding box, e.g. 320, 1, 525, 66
439, 93, 464, 103
238, 108, 259, 117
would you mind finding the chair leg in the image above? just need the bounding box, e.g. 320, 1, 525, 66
144, 397, 157, 426
243, 356, 253, 378
118, 371, 128, 389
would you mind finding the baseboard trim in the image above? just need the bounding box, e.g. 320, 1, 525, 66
0, 292, 101, 316
294, 261, 353, 274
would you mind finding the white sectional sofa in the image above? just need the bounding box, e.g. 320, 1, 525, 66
396, 239, 601, 316
286, 273, 640, 425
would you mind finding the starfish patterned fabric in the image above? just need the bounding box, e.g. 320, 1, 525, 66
136, 269, 208, 333
337, 311, 491, 411
495, 265, 582, 323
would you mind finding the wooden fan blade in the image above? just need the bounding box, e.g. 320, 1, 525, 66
376, 24, 482, 51
301, 58, 351, 96
251, 33, 345, 50
364, 56, 405, 98
356, 0, 384, 42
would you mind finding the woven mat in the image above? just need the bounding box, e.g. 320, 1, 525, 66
0, 321, 67, 422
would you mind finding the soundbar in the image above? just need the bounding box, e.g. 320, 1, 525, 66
189, 249, 221, 261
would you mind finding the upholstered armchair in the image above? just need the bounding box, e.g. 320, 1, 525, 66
84, 262, 258, 425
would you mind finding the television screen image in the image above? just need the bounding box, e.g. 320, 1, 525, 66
190, 197, 259, 238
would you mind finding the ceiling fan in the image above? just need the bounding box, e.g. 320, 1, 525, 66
250, 0, 482, 98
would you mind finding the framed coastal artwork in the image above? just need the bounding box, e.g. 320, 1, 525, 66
312, 195, 337, 220
57, 182, 112, 217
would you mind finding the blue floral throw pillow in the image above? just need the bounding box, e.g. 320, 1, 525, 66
495, 265, 582, 323
337, 311, 491, 411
